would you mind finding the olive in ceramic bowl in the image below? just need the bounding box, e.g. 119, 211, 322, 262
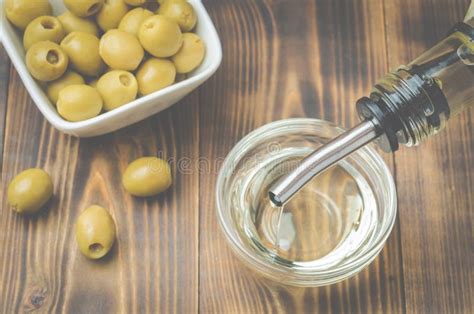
60, 31, 105, 77
58, 11, 100, 36
23, 16, 65, 50
138, 15, 183, 58
64, 0, 104, 18
26, 41, 69, 82
118, 7, 153, 36
4, 0, 52, 30
158, 0, 197, 32
136, 58, 176, 95
99, 30, 144, 71
172, 32, 205, 73
57, 84, 103, 121
96, 70, 138, 111
96, 0, 129, 31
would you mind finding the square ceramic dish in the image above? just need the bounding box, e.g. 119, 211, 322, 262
0, 0, 221, 137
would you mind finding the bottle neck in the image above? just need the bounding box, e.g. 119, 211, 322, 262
356, 22, 474, 152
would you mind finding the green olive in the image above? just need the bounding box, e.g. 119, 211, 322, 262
138, 15, 182, 58
58, 11, 99, 36
118, 7, 153, 36
7, 168, 53, 214
75, 205, 116, 259
124, 0, 146, 6
99, 30, 144, 71
122, 157, 172, 197
23, 16, 65, 51
4, 0, 52, 30
64, 0, 104, 17
158, 0, 196, 32
96, 70, 138, 111
96, 0, 129, 32
57, 84, 103, 121
136, 58, 176, 95
60, 32, 105, 77
26, 41, 69, 82
171, 33, 205, 73
47, 71, 85, 104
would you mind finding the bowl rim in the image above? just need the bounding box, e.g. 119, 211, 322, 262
215, 118, 398, 287
0, 0, 222, 134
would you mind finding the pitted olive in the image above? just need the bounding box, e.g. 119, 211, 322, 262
75, 205, 116, 259
26, 41, 69, 82
138, 15, 182, 58
4, 0, 52, 30
23, 16, 65, 50
96, 70, 138, 110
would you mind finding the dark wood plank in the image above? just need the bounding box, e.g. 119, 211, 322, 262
384, 0, 473, 312
0, 44, 10, 167
199, 0, 405, 312
0, 69, 200, 312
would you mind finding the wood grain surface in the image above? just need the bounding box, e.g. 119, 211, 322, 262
0, 0, 472, 313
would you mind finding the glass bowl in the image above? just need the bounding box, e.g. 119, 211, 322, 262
216, 118, 397, 287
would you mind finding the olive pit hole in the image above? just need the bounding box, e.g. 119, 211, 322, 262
46, 50, 59, 64
119, 74, 131, 86
89, 243, 104, 253
41, 19, 55, 30
87, 2, 102, 15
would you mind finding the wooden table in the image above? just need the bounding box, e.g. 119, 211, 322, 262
1, 0, 472, 312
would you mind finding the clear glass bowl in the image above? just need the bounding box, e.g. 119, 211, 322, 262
216, 118, 397, 287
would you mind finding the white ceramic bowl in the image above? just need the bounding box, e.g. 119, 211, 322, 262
0, 0, 221, 137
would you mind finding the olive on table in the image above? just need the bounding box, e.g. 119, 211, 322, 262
118, 7, 153, 36
99, 30, 144, 71
23, 16, 66, 51
46, 71, 85, 104
124, 0, 146, 6
4, 0, 52, 30
58, 11, 100, 36
7, 168, 53, 214
26, 41, 69, 82
158, 0, 197, 32
64, 0, 104, 18
96, 0, 129, 32
138, 15, 183, 58
136, 58, 176, 95
171, 33, 205, 73
96, 70, 138, 111
75, 205, 116, 259
57, 84, 103, 121
122, 157, 172, 197
60, 32, 105, 77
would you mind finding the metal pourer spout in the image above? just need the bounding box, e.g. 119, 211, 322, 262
268, 119, 381, 206
269, 19, 474, 207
